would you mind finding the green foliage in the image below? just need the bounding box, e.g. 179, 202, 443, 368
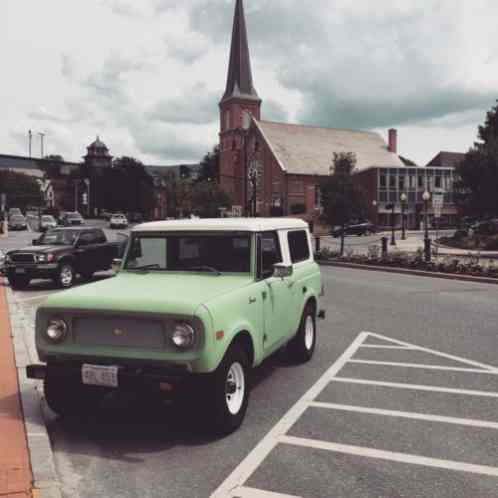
98, 157, 156, 215
455, 100, 498, 218
320, 152, 368, 227
198, 145, 220, 182
191, 181, 231, 218
0, 170, 43, 209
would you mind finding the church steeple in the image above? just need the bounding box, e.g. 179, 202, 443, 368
221, 0, 260, 102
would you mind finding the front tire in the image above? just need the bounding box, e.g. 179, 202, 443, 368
288, 304, 316, 362
56, 263, 75, 288
44, 368, 107, 417
205, 344, 250, 435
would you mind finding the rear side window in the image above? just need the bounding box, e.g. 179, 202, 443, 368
288, 230, 310, 263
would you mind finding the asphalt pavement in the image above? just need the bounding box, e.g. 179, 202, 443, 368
2, 225, 498, 498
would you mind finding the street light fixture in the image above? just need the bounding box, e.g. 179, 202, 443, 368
400, 192, 407, 240
422, 190, 431, 262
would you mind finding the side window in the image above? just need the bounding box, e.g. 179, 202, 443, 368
288, 230, 310, 263
78, 232, 97, 246
257, 232, 282, 279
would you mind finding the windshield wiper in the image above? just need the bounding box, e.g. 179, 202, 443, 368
129, 264, 161, 272
186, 266, 222, 276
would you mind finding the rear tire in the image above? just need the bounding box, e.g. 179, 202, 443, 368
288, 304, 316, 363
8, 275, 30, 290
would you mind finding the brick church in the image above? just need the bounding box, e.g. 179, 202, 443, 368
219, 0, 403, 220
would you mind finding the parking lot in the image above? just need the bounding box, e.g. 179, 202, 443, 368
2, 225, 498, 498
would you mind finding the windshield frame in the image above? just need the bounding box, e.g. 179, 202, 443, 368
38, 229, 81, 246
123, 231, 255, 275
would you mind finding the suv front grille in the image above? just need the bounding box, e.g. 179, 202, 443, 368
11, 253, 36, 263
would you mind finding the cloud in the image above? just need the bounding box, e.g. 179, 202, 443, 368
98, 0, 149, 17
263, 100, 289, 123
148, 84, 218, 124
165, 32, 210, 64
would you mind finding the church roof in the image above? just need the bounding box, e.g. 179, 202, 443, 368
221, 0, 259, 102
254, 120, 404, 175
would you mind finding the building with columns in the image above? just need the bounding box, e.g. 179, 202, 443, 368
218, 0, 459, 228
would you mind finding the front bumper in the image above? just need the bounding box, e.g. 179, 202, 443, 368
5, 263, 58, 279
27, 362, 192, 392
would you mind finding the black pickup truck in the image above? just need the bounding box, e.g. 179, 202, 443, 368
4, 227, 128, 290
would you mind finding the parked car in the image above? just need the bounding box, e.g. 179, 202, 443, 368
470, 219, 498, 236
26, 218, 323, 434
4, 227, 128, 290
332, 220, 377, 237
62, 212, 85, 226
8, 207, 22, 217
109, 213, 128, 229
100, 210, 112, 220
8, 214, 28, 230
39, 215, 58, 232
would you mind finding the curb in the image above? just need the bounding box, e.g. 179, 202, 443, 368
318, 260, 498, 285
4, 282, 62, 498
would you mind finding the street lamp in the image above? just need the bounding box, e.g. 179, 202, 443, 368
422, 190, 431, 262
400, 192, 407, 240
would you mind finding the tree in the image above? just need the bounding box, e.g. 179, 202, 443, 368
39, 155, 65, 179
191, 181, 231, 218
0, 170, 43, 210
455, 100, 498, 219
320, 152, 367, 255
198, 145, 220, 182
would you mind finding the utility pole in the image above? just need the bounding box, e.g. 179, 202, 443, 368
28, 130, 32, 158
38, 132, 45, 158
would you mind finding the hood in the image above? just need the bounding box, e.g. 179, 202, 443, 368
43, 271, 253, 316
8, 245, 71, 254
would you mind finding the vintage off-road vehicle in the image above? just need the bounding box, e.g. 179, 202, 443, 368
27, 218, 323, 433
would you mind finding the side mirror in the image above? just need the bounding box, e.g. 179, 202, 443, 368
112, 258, 122, 273
273, 263, 293, 279
32, 238, 40, 245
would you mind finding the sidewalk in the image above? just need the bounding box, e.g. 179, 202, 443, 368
0, 283, 33, 498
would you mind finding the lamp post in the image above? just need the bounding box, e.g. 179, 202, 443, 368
400, 192, 407, 240
422, 190, 431, 262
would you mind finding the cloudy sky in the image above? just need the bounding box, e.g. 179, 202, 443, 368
3, 0, 498, 166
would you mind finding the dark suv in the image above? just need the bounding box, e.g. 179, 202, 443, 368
332, 220, 377, 237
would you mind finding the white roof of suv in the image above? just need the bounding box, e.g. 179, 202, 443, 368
134, 218, 309, 233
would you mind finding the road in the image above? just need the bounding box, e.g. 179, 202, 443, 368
2, 226, 498, 497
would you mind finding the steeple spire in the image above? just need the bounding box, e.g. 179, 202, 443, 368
222, 0, 259, 102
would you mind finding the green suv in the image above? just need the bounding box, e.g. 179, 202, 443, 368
27, 218, 323, 434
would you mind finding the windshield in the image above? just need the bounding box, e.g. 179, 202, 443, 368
11, 215, 25, 221
68, 213, 81, 219
39, 229, 80, 246
124, 233, 251, 273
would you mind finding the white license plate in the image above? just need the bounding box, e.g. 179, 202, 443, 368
82, 364, 119, 388
15, 268, 26, 274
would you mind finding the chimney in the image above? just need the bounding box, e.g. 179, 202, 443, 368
388, 128, 397, 154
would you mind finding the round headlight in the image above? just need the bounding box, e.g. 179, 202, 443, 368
46, 319, 67, 343
172, 322, 195, 349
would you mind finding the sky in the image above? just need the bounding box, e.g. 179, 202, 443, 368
2, 0, 498, 166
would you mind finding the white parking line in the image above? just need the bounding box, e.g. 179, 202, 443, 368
331, 377, 498, 398
366, 332, 498, 372
308, 402, 498, 430
279, 435, 498, 478
347, 359, 498, 374
358, 344, 415, 350
232, 487, 302, 498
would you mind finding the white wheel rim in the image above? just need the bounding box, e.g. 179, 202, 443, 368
61, 266, 73, 286
304, 315, 314, 350
225, 362, 245, 415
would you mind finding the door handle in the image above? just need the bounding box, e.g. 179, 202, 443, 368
249, 297, 257, 304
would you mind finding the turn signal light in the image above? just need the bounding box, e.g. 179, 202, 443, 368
216, 330, 224, 341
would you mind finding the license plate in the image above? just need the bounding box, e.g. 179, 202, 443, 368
82, 364, 119, 388
15, 268, 26, 274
